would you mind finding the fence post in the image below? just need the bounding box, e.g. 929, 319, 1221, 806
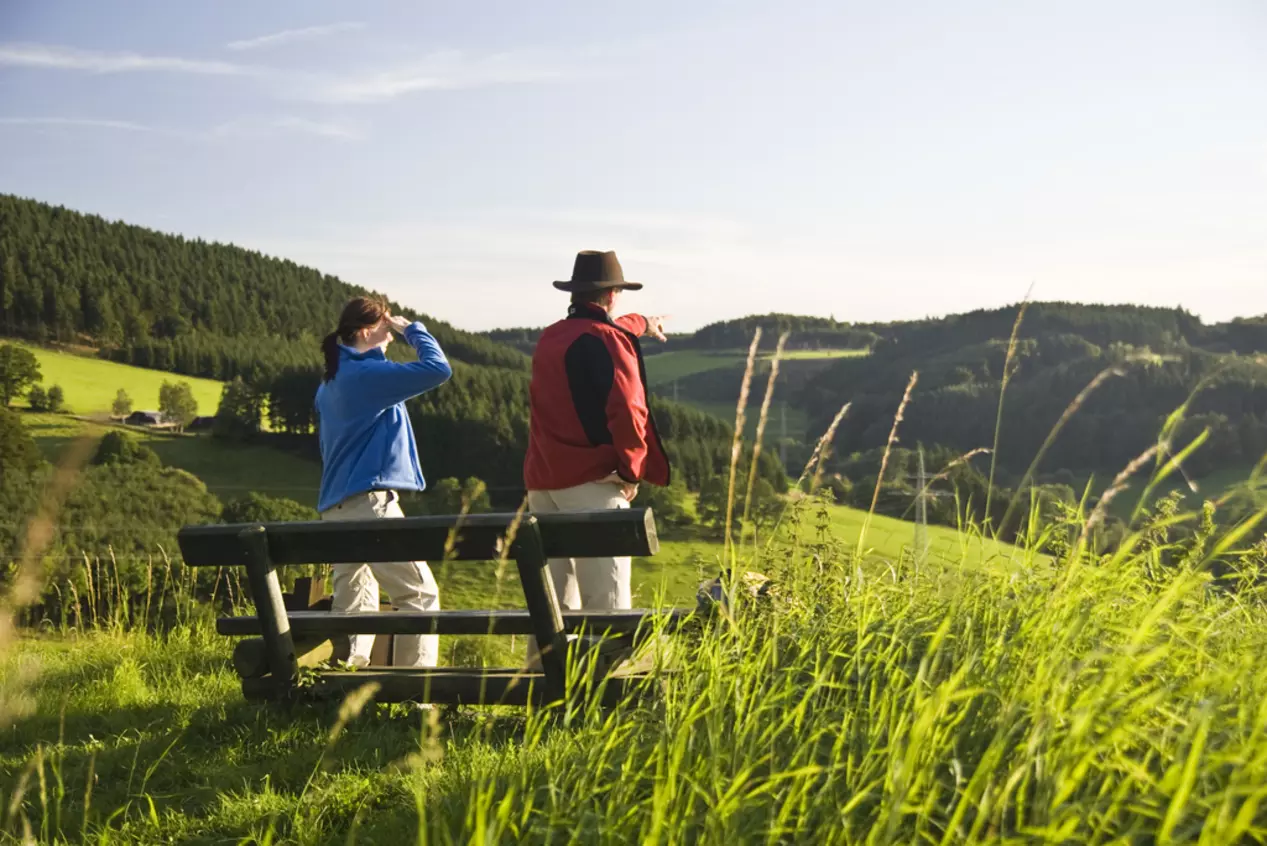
515, 516, 568, 701
238, 525, 298, 694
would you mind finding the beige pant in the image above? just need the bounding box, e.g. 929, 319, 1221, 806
320, 490, 440, 668
527, 480, 633, 612
525, 480, 632, 669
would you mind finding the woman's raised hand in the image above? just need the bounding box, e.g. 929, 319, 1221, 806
386, 314, 412, 333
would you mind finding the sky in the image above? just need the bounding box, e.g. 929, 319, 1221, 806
0, 0, 1264, 332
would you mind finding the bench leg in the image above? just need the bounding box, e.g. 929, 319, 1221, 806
515, 518, 569, 702
239, 525, 298, 694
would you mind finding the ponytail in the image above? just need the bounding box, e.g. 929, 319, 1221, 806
321, 332, 342, 382
322, 296, 390, 382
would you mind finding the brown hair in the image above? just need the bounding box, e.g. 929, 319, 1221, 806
570, 289, 616, 308
322, 296, 388, 382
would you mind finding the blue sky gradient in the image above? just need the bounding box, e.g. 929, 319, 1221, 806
1, 1, 1263, 330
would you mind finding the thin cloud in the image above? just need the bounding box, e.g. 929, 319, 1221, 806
272, 116, 363, 140
0, 42, 252, 75
0, 114, 360, 142
2, 41, 569, 105
214, 116, 364, 142
312, 49, 563, 104
226, 22, 366, 52
0, 116, 154, 131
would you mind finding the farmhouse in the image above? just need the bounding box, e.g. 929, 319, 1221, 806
124, 410, 179, 430
125, 410, 162, 426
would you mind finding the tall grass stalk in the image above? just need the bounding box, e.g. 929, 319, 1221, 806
1, 432, 97, 730
723, 328, 762, 566
742, 331, 789, 534
984, 297, 1030, 526
858, 371, 918, 557
998, 364, 1126, 535
762, 401, 851, 549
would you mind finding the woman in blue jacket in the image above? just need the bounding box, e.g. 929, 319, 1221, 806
316, 296, 452, 668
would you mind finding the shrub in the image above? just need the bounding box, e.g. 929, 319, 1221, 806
221, 492, 319, 524
46, 384, 64, 413
27, 385, 49, 412
92, 431, 160, 467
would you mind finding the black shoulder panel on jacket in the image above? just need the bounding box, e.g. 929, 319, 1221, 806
564, 332, 615, 447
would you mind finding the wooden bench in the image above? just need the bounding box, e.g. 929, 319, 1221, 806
176, 508, 688, 707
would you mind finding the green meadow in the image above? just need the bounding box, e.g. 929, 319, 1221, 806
21, 413, 322, 508
16, 343, 224, 416
644, 347, 867, 387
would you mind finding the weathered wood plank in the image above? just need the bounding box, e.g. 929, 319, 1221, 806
535, 509, 659, 558
238, 526, 298, 692
515, 518, 569, 701
218, 608, 693, 637
232, 636, 334, 678
240, 668, 656, 707
241, 668, 546, 706
177, 508, 658, 567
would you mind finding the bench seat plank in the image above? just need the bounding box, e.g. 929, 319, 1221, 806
218, 608, 693, 637
240, 667, 656, 707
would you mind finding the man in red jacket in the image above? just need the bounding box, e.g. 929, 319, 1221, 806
525, 250, 671, 620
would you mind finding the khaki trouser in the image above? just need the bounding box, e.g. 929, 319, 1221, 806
525, 480, 631, 667
320, 490, 440, 668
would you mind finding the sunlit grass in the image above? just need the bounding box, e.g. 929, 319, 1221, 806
645, 348, 868, 387
22, 413, 322, 507
3, 497, 1265, 843
11, 342, 224, 416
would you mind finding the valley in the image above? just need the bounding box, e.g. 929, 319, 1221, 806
1, 193, 1264, 844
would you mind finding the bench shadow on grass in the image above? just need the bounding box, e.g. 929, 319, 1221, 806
1, 660, 534, 842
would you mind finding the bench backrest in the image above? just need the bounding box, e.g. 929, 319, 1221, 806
177, 508, 658, 566
175, 507, 664, 705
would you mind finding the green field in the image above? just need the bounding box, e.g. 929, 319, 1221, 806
1079, 464, 1258, 520
644, 350, 747, 386
8, 341, 225, 416
22, 412, 323, 508
688, 399, 812, 442
644, 347, 867, 388
776, 348, 870, 360
20, 403, 1026, 610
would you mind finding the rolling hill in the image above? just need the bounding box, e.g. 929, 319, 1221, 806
0, 193, 786, 495
14, 342, 223, 416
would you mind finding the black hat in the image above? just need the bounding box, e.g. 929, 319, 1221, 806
553, 250, 643, 292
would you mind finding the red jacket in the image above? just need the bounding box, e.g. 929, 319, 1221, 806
524, 304, 671, 491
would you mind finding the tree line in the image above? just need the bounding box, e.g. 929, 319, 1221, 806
796, 303, 1267, 502
480, 313, 882, 355
219, 359, 788, 493
0, 193, 786, 494
0, 193, 527, 378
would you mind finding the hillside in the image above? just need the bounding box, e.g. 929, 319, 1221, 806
798, 302, 1267, 482
482, 317, 873, 448
24, 412, 323, 507
487, 305, 1267, 536
482, 314, 880, 356
0, 193, 526, 378
16, 341, 223, 416
0, 194, 787, 495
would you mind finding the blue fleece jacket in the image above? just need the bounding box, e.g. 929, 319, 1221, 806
315, 321, 452, 512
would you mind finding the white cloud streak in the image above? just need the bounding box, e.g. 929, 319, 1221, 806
311, 49, 563, 103
272, 116, 363, 140
0, 42, 564, 105
0, 42, 252, 76
214, 115, 365, 141
226, 22, 366, 52
1, 114, 362, 142
0, 116, 155, 132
